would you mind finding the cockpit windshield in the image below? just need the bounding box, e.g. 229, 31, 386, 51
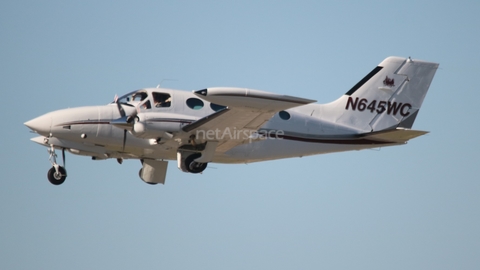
111, 90, 172, 110
113, 90, 148, 106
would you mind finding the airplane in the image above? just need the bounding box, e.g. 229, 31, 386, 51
24, 56, 439, 185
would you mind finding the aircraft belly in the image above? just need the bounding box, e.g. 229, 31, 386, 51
220, 139, 379, 163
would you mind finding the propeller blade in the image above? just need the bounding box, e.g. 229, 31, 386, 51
126, 103, 141, 122
116, 102, 126, 118
122, 129, 127, 152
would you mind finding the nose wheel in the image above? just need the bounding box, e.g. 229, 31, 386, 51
46, 146, 67, 185
47, 166, 66, 185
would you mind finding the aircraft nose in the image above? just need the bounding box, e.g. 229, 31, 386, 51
24, 113, 51, 135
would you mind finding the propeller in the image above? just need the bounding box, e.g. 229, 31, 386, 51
111, 97, 140, 152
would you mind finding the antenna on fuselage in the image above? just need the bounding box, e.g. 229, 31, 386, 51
156, 79, 178, 88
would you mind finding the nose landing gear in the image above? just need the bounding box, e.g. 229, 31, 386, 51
47, 146, 67, 185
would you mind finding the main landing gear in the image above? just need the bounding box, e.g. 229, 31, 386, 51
184, 153, 208, 174
176, 138, 215, 174
47, 146, 67, 185
177, 151, 208, 174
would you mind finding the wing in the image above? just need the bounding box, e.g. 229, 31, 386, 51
182, 87, 316, 152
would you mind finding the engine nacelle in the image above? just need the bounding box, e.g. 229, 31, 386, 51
139, 159, 168, 185
130, 113, 188, 139
131, 121, 174, 139
68, 148, 106, 158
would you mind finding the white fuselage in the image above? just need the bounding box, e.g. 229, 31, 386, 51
26, 88, 390, 164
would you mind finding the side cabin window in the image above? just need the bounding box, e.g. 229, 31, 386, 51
278, 111, 291, 120
153, 92, 172, 108
186, 98, 204, 110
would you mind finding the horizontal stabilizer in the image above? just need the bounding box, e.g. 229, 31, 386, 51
364, 128, 428, 143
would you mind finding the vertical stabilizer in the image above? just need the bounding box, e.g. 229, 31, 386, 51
322, 57, 439, 132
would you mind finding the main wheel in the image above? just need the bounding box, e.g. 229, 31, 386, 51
184, 153, 208, 174
47, 166, 67, 185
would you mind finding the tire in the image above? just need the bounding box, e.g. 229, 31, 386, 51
47, 166, 67, 185
184, 153, 208, 174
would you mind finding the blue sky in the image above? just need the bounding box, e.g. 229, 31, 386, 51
1, 1, 479, 269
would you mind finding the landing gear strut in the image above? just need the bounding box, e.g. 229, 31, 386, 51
47, 146, 67, 185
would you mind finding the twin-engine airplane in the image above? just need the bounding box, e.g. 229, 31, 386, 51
25, 56, 438, 185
